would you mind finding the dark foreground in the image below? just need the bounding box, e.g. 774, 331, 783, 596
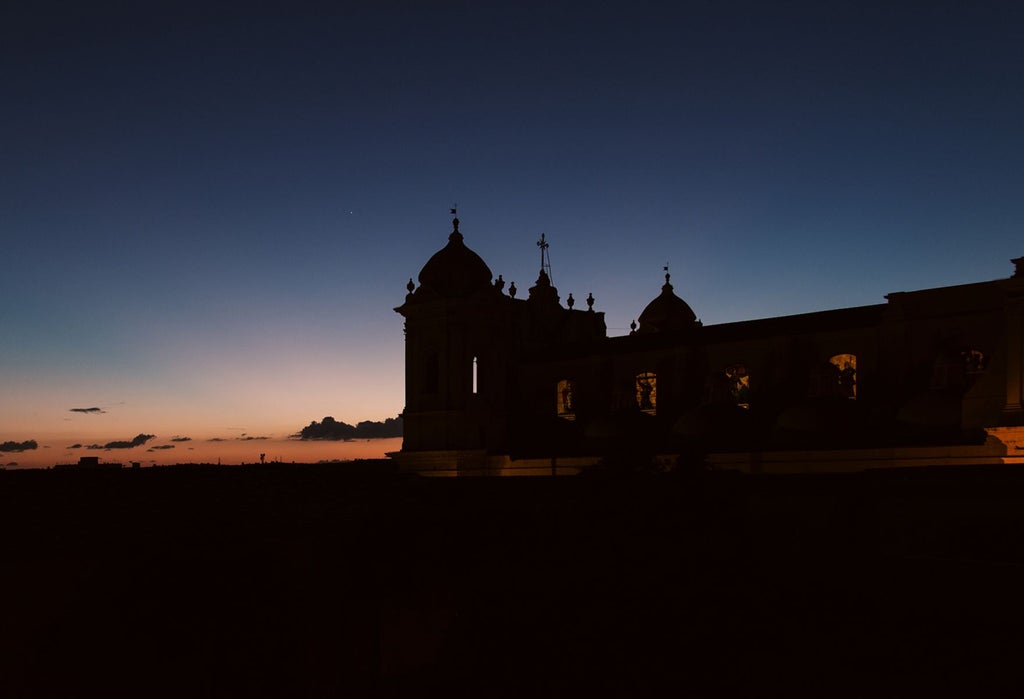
3, 464, 1024, 697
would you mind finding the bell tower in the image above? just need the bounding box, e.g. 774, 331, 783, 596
394, 216, 511, 472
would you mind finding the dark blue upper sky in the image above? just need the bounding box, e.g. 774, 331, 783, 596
3, 0, 1023, 456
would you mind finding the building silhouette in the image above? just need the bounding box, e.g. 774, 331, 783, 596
393, 217, 1024, 475
53, 456, 124, 470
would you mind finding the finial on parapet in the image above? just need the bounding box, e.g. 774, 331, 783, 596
567, 293, 575, 309
630, 319, 637, 334
586, 292, 594, 312
406, 278, 415, 294
509, 281, 517, 299
495, 274, 505, 292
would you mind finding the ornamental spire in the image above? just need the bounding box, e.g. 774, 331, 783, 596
537, 233, 553, 286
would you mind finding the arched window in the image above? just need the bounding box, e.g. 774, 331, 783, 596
472, 356, 479, 395
556, 379, 576, 420
830, 354, 857, 399
725, 364, 750, 409
636, 372, 657, 415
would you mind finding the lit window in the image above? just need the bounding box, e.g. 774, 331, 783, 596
636, 372, 657, 415
472, 356, 479, 395
725, 364, 750, 409
557, 379, 576, 420
830, 354, 857, 399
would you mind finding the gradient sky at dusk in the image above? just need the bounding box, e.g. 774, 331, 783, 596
3, 1, 1023, 467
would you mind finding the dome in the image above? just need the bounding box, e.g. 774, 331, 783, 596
637, 273, 697, 333
417, 218, 493, 297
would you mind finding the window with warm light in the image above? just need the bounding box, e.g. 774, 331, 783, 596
472, 356, 479, 395
636, 372, 657, 415
725, 364, 750, 409
556, 379, 576, 420
830, 354, 857, 399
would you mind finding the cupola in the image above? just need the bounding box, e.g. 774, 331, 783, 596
636, 270, 698, 334
416, 218, 493, 297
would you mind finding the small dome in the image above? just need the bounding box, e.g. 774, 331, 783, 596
637, 273, 697, 333
417, 218, 493, 297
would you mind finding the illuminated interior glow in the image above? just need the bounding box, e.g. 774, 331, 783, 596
557, 379, 576, 420
830, 354, 857, 399
636, 372, 657, 415
726, 364, 750, 409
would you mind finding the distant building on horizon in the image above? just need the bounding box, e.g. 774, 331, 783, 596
391, 216, 1024, 476
54, 456, 124, 470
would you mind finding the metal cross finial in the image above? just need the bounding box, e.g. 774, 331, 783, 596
537, 233, 553, 284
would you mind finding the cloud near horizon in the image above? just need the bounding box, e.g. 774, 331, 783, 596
70, 407, 105, 414
148, 445, 175, 451
297, 416, 402, 441
170, 436, 191, 442
0, 440, 38, 453
86, 434, 156, 450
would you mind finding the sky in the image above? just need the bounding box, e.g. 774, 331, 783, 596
2, 0, 1023, 468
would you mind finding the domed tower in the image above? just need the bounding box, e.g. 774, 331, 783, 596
394, 217, 511, 468
636, 270, 700, 334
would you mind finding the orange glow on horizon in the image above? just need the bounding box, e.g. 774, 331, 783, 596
3, 436, 403, 470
